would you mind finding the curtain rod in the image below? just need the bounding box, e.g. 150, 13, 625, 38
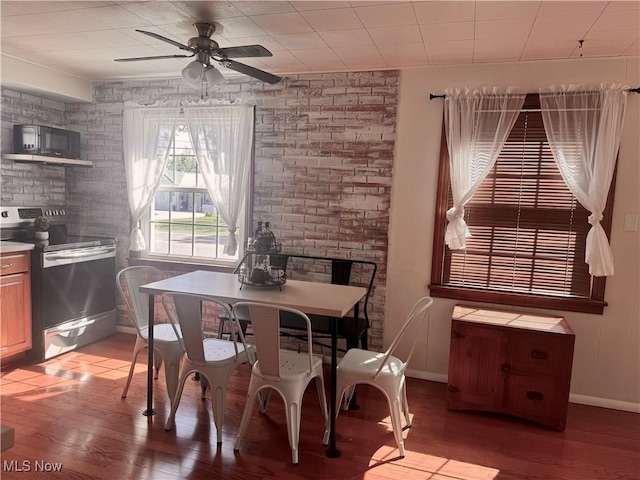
429, 87, 640, 100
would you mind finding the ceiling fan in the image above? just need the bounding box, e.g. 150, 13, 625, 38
114, 22, 281, 85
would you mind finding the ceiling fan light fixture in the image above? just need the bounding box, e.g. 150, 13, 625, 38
204, 65, 224, 86
181, 60, 204, 89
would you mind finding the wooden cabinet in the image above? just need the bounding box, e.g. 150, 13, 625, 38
447, 305, 575, 431
0, 252, 32, 361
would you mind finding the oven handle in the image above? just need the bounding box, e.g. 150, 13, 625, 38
43, 246, 116, 268
46, 318, 96, 335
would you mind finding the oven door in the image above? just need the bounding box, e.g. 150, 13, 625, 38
40, 248, 116, 329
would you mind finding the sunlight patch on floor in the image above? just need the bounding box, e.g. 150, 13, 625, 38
368, 447, 499, 480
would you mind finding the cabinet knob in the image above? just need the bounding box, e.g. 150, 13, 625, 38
526, 390, 544, 401
531, 349, 548, 360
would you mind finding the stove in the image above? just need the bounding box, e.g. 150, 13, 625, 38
1, 206, 117, 360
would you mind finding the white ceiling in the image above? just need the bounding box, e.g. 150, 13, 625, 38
1, 0, 639, 83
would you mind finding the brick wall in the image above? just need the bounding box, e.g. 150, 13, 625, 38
1, 70, 399, 352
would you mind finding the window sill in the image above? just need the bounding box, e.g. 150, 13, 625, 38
128, 256, 236, 275
428, 284, 606, 315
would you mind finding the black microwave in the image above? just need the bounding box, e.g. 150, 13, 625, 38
13, 125, 81, 159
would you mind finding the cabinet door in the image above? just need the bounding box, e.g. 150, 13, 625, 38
447, 321, 508, 411
0, 272, 32, 359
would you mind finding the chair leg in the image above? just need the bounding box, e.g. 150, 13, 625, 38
153, 350, 163, 380
200, 376, 209, 400
315, 376, 330, 445
284, 398, 302, 464
401, 381, 411, 427
210, 381, 228, 444
164, 368, 191, 431
162, 352, 181, 407
234, 386, 258, 452
257, 387, 272, 414
388, 397, 406, 458
122, 339, 145, 398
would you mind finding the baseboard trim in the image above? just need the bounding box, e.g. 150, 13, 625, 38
405, 369, 639, 413
568, 394, 640, 413
116, 326, 137, 335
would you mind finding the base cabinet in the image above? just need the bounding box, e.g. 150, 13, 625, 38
447, 305, 575, 431
0, 252, 32, 361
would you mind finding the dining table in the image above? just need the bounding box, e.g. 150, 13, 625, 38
139, 270, 366, 458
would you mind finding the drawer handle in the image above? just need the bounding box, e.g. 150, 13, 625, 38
526, 390, 544, 401
531, 349, 548, 360
1, 263, 13, 268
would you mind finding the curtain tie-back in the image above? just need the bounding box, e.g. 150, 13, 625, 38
228, 226, 237, 234
588, 212, 603, 226
446, 206, 465, 221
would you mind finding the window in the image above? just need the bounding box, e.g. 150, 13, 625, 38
430, 95, 614, 314
144, 125, 246, 264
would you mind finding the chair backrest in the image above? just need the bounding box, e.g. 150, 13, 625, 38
374, 296, 434, 379
283, 254, 377, 326
163, 293, 244, 366
116, 266, 165, 336
233, 302, 314, 379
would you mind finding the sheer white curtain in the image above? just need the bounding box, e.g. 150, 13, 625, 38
183, 99, 254, 256
540, 84, 629, 277
443, 88, 525, 249
123, 101, 180, 252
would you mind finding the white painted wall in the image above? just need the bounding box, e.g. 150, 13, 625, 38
389, 57, 640, 412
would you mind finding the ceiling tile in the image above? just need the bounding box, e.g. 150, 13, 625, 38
83, 29, 146, 49
214, 16, 267, 39
291, 1, 352, 12
169, 1, 245, 19
419, 21, 474, 42
250, 12, 313, 35
291, 48, 346, 70
300, 8, 363, 31
603, 1, 640, 13
317, 28, 373, 48
0, 2, 27, 16
231, 1, 295, 16
76, 5, 151, 29
531, 13, 599, 36
413, 1, 475, 24
368, 25, 422, 45
475, 18, 535, 40
537, 1, 607, 17
425, 40, 474, 65
333, 45, 386, 69
377, 42, 427, 66
1, 1, 79, 15
273, 32, 327, 50
25, 10, 113, 33
475, 1, 540, 21
120, 2, 191, 26
354, 3, 416, 28
474, 37, 527, 63
522, 34, 577, 60
258, 50, 309, 71
590, 9, 640, 32
623, 39, 640, 56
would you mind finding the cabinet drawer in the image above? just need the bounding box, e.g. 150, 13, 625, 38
0, 253, 29, 276
506, 374, 569, 430
509, 332, 574, 377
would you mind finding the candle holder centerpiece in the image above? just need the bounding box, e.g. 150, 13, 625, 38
238, 221, 285, 289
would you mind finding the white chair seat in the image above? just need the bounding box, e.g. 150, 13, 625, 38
202, 338, 250, 363
256, 350, 323, 379
336, 296, 433, 458
140, 323, 182, 343
337, 348, 404, 377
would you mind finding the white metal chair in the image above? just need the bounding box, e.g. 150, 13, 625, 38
162, 293, 254, 444
232, 302, 330, 465
336, 296, 434, 458
117, 266, 184, 405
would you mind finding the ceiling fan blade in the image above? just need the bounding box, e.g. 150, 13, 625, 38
115, 54, 195, 62
219, 59, 281, 84
214, 45, 273, 59
135, 29, 192, 52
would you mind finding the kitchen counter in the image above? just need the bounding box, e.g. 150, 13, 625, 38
0, 241, 34, 253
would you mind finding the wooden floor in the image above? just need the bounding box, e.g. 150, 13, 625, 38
1, 333, 638, 480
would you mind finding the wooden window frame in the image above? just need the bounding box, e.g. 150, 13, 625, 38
429, 94, 615, 315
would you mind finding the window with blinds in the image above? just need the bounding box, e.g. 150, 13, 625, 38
430, 94, 612, 314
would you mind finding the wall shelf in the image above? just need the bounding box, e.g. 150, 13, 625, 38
2, 154, 93, 167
